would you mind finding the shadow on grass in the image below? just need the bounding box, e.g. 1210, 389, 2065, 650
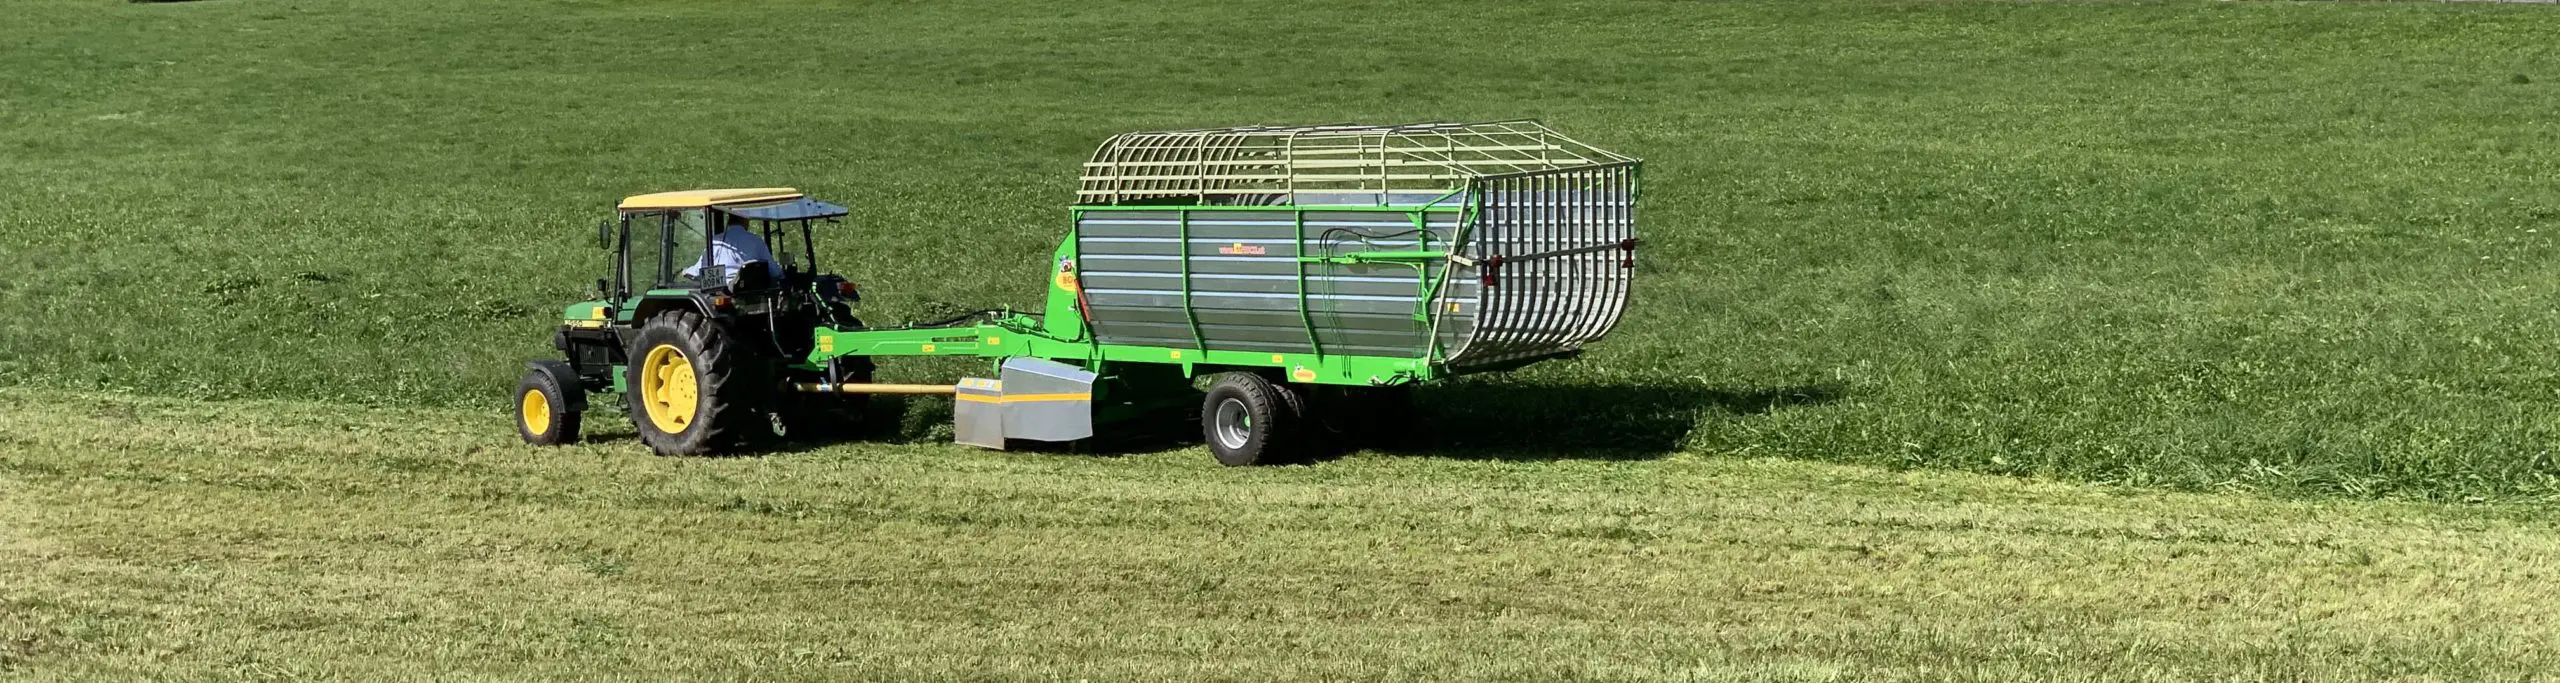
571, 382, 1843, 462
1373, 382, 1846, 462
1007, 416, 1201, 457
1016, 380, 1847, 462
574, 425, 830, 456
570, 395, 928, 456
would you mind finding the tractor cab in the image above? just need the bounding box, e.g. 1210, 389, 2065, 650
595, 188, 865, 345
517, 188, 872, 453
607, 188, 856, 319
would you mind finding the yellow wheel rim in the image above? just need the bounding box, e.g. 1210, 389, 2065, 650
638, 344, 698, 434
521, 388, 552, 436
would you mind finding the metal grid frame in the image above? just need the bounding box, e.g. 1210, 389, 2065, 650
1437, 163, 1641, 369
1079, 120, 1637, 206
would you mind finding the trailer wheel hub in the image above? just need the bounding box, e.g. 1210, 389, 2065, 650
1212, 397, 1252, 450
639, 344, 699, 433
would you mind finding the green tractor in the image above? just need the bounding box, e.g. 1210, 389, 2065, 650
518, 122, 1643, 465
514, 188, 877, 455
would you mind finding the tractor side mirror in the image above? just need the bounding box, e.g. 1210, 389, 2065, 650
596, 220, 610, 250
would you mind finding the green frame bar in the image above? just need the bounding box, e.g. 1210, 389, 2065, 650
1291, 210, 1324, 355
806, 323, 1438, 387
1175, 209, 1207, 351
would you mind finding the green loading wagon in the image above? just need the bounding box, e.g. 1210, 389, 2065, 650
515, 121, 1643, 465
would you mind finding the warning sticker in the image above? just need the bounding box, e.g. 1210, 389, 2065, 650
1218, 243, 1267, 256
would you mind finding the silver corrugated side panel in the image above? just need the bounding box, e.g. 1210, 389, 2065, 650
1076, 208, 1468, 360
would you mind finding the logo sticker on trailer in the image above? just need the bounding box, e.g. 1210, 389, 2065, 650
1054, 258, 1080, 293
1218, 243, 1266, 256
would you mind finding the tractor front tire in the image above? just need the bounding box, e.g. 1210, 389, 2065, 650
625, 311, 760, 455
1201, 372, 1307, 467
515, 363, 583, 446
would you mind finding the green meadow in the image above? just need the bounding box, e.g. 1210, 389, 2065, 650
12, 0, 2560, 498
12, 0, 2560, 678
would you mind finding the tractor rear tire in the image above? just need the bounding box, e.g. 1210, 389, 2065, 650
624, 310, 760, 455
1201, 372, 1307, 467
515, 364, 582, 446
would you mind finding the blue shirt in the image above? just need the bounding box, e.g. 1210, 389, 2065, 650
684, 225, 784, 280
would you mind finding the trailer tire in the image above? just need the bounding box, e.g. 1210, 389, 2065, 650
624, 310, 758, 455
1202, 372, 1306, 466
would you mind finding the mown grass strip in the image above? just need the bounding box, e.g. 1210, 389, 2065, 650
3, 390, 2559, 680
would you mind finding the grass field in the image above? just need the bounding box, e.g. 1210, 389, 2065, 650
7, 388, 2560, 681
12, 0, 2560, 499
13, 0, 2560, 677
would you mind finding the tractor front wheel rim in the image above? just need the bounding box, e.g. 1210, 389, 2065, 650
640, 345, 698, 434
521, 388, 551, 435
1213, 397, 1251, 450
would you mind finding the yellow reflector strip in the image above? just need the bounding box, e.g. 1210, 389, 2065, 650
1002, 392, 1090, 403
955, 392, 1092, 404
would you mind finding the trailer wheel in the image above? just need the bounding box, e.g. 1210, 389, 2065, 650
624, 310, 758, 455
515, 363, 582, 446
1202, 372, 1306, 466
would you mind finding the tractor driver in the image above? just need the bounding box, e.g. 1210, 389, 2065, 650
683, 213, 785, 282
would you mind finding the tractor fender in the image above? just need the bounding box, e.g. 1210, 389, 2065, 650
630, 298, 701, 325
527, 360, 588, 412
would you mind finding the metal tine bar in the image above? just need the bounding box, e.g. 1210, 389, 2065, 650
1528, 172, 1552, 352
1575, 168, 1609, 343
1587, 168, 1628, 345
1429, 129, 1537, 176
1538, 170, 1565, 350
1568, 168, 1605, 344
1591, 165, 1635, 341
1498, 174, 1518, 351
1077, 121, 1632, 205
1536, 170, 1556, 350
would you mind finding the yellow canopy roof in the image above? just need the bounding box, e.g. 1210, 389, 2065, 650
617, 188, 803, 211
